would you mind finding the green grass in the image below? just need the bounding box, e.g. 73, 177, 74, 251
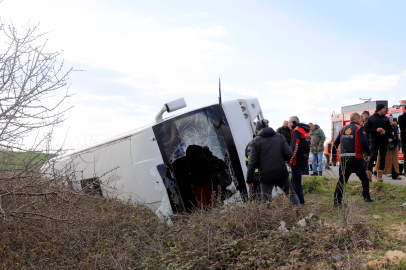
0, 151, 55, 169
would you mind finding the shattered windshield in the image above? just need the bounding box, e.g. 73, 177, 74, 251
153, 105, 246, 213
157, 108, 228, 163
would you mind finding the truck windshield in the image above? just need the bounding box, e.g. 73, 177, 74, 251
390, 112, 401, 120
333, 121, 342, 141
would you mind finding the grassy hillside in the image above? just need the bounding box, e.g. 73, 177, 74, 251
1, 177, 406, 269
0, 151, 55, 170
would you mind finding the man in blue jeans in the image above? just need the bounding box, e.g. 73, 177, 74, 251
288, 116, 311, 205
309, 123, 326, 176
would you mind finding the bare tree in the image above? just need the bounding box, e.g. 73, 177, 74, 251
0, 19, 77, 220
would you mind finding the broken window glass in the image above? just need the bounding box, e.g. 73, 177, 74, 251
153, 106, 243, 213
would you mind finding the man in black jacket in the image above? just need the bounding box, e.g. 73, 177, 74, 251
246, 119, 300, 205
277, 120, 291, 145
245, 125, 262, 200
288, 116, 311, 205
364, 104, 392, 182
332, 113, 373, 206
399, 104, 406, 154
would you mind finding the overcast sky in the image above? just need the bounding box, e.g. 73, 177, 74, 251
1, 0, 406, 150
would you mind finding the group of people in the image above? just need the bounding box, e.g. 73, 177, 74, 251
245, 103, 406, 207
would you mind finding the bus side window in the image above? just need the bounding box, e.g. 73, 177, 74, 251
81, 177, 102, 196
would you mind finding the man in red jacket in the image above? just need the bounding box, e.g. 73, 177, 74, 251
288, 116, 311, 205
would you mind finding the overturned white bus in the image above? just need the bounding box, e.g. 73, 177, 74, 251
51, 97, 266, 218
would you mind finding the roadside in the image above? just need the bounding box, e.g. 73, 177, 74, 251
316, 163, 406, 187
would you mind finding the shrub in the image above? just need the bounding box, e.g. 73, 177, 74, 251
302, 177, 326, 194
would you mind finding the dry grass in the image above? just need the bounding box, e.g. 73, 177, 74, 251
2, 176, 401, 270
1, 176, 406, 269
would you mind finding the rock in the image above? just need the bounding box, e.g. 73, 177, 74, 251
297, 218, 306, 228
385, 250, 406, 263
278, 221, 289, 235
372, 215, 383, 219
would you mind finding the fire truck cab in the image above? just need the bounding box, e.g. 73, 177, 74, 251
331, 100, 404, 174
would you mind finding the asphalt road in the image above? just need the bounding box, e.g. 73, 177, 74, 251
309, 163, 406, 186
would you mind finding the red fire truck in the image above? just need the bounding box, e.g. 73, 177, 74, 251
331, 100, 405, 174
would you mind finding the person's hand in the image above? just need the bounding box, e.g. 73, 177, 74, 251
365, 156, 371, 163
377, 127, 384, 132
380, 130, 385, 135
247, 183, 254, 188
389, 139, 393, 142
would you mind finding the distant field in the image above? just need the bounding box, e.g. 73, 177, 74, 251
0, 151, 56, 169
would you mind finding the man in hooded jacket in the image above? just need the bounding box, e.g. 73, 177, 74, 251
246, 119, 300, 205
309, 123, 326, 176
288, 116, 311, 205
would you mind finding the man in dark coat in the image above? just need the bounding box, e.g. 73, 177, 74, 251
332, 113, 373, 206
364, 104, 392, 182
246, 119, 300, 205
288, 116, 311, 205
245, 128, 261, 200
399, 104, 406, 154
277, 120, 291, 145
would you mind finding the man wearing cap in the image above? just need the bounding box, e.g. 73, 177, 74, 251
364, 103, 392, 182
246, 119, 300, 205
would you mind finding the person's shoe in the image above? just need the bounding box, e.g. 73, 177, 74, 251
366, 170, 373, 182
311, 172, 318, 176
393, 176, 402, 180
364, 196, 374, 203
319, 172, 323, 176
377, 170, 384, 182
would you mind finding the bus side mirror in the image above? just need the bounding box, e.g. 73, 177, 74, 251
155, 98, 187, 122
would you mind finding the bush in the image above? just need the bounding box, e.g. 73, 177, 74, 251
302, 177, 326, 194
0, 195, 373, 269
